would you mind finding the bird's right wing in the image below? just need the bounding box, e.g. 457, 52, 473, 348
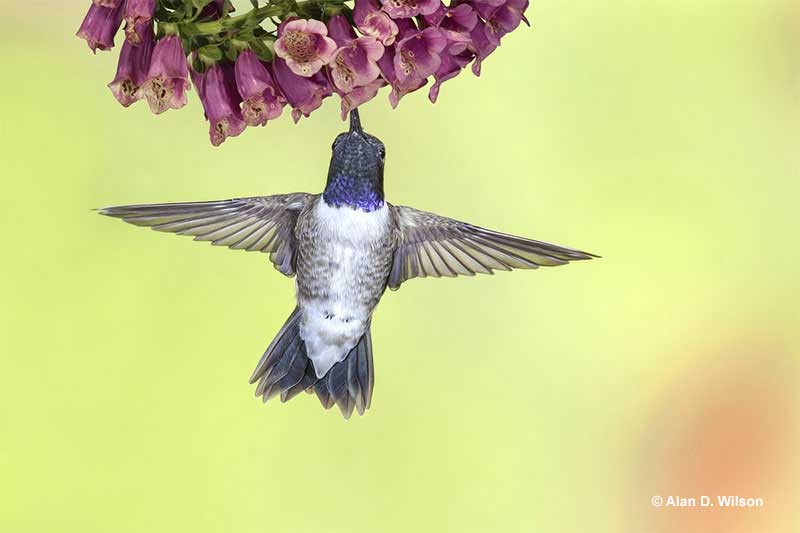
388, 205, 597, 289
99, 193, 317, 277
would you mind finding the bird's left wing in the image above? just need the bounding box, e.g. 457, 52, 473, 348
388, 205, 597, 290
99, 193, 317, 277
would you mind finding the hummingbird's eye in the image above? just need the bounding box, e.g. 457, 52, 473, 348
378, 147, 386, 160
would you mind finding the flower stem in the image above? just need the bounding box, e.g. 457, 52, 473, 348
187, 5, 287, 36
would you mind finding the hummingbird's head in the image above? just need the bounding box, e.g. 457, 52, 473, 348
323, 109, 386, 212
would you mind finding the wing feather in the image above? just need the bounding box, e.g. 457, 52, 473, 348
99, 194, 316, 277
388, 205, 597, 289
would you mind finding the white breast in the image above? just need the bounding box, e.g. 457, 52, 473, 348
299, 200, 390, 378
313, 199, 391, 243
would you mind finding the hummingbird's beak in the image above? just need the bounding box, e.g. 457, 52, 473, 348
349, 109, 363, 134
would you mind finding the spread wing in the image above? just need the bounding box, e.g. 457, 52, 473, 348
98, 193, 316, 277
388, 205, 597, 290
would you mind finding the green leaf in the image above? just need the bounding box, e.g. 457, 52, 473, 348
235, 30, 256, 42
190, 54, 204, 73
250, 39, 274, 62
198, 44, 224, 63
224, 46, 239, 62
177, 22, 201, 38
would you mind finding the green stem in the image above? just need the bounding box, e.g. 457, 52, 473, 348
187, 5, 286, 36
180, 1, 349, 37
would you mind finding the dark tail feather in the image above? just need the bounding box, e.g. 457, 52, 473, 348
249, 308, 309, 403
281, 361, 317, 403
250, 312, 375, 418
316, 328, 374, 419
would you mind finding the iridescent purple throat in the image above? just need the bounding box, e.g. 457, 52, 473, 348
323, 172, 385, 212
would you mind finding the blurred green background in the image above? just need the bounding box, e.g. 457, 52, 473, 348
1, 1, 798, 532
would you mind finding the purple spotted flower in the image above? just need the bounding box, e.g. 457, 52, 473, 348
425, 3, 478, 32
325, 15, 384, 116
192, 63, 247, 146
332, 38, 384, 93
394, 27, 447, 85
234, 49, 286, 126
425, 4, 478, 52
429, 49, 473, 103
381, 0, 439, 19
141, 35, 191, 114
326, 16, 384, 94
474, 0, 530, 46
327, 14, 357, 45
272, 57, 333, 122
108, 22, 155, 107
468, 0, 506, 7
75, 0, 534, 142
76, 2, 124, 53
466, 19, 498, 76
340, 78, 386, 119
354, 0, 398, 46
378, 45, 427, 108
123, 0, 156, 44
274, 19, 337, 77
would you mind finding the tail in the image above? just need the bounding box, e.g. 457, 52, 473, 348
249, 308, 375, 419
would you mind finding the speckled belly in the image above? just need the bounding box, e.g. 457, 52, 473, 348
293, 200, 394, 377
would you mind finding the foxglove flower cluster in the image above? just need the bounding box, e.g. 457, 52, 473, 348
77, 0, 529, 145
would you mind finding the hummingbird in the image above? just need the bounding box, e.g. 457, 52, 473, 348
99, 110, 596, 418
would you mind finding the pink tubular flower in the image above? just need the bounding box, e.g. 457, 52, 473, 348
340, 78, 386, 119
330, 38, 385, 93
326, 15, 385, 113
425, 4, 478, 50
272, 58, 333, 122
327, 14, 357, 45
378, 45, 427, 108
393, 17, 419, 39
234, 49, 286, 126
467, 19, 498, 76
326, 15, 384, 93
381, 0, 439, 20
354, 0, 398, 46
428, 49, 473, 103
467, 0, 505, 8
124, 0, 156, 44
76, 2, 124, 53
141, 35, 191, 114
108, 22, 155, 107
394, 27, 447, 85
192, 63, 247, 146
475, 0, 530, 46
274, 19, 337, 77
76, 0, 534, 136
